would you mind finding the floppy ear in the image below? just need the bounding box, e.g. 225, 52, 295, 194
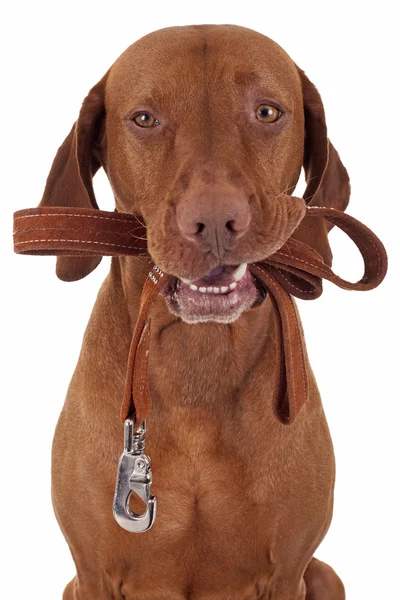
39, 71, 109, 281
293, 68, 351, 265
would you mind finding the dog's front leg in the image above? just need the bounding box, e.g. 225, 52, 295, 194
304, 558, 345, 600
62, 576, 123, 600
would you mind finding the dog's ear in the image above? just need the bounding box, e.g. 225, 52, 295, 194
39, 71, 109, 281
293, 68, 351, 265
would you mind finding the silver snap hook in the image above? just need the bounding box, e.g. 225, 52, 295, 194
113, 419, 157, 533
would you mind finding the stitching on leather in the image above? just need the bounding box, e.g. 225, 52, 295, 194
308, 206, 382, 278
276, 268, 316, 294
251, 264, 306, 417
276, 251, 331, 274
137, 325, 150, 423
307, 206, 336, 211
13, 227, 146, 238
254, 264, 308, 414
14, 239, 146, 251
290, 297, 307, 416
14, 213, 139, 224
285, 302, 297, 416
327, 217, 382, 279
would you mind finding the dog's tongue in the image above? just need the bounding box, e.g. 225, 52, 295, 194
191, 265, 236, 286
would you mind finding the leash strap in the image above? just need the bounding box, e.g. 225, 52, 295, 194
13, 207, 148, 256
248, 206, 387, 422
13, 204, 387, 425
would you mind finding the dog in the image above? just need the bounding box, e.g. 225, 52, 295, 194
40, 25, 349, 599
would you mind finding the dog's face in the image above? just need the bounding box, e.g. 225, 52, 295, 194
105, 27, 305, 323
40, 25, 349, 324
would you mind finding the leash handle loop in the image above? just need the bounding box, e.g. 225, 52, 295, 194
264, 206, 387, 300
13, 204, 388, 427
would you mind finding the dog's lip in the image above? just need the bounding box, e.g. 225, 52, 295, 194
161, 264, 262, 324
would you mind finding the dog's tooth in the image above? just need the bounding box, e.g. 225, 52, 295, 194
199, 287, 207, 293
220, 286, 229, 293
182, 277, 192, 284
232, 263, 247, 282
213, 287, 221, 294
207, 286, 213, 293
229, 281, 237, 290
190, 284, 199, 291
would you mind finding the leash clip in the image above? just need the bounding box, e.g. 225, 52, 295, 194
113, 419, 157, 533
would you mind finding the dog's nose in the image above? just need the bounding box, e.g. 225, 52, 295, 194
176, 191, 251, 257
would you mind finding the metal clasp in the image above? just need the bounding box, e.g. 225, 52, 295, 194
113, 419, 157, 533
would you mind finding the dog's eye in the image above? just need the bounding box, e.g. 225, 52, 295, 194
256, 104, 281, 123
132, 113, 160, 128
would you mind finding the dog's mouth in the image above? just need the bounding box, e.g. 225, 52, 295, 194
162, 263, 261, 324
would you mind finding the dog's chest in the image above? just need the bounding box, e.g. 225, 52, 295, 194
109, 403, 327, 600
115, 406, 280, 598
68, 294, 333, 597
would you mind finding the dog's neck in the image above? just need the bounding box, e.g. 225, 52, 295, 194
117, 256, 276, 416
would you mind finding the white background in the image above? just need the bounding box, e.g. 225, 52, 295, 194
1, 1, 399, 598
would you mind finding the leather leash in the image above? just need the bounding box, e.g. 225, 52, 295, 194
13, 203, 388, 530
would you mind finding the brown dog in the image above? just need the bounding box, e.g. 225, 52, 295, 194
41, 25, 349, 599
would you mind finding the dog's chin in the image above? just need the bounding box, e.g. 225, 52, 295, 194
161, 263, 261, 324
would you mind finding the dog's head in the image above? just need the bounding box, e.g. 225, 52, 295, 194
40, 25, 349, 324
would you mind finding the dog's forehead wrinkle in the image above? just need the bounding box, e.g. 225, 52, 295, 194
202, 39, 209, 61
234, 69, 262, 88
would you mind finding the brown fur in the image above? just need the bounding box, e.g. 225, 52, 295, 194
42, 25, 349, 599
